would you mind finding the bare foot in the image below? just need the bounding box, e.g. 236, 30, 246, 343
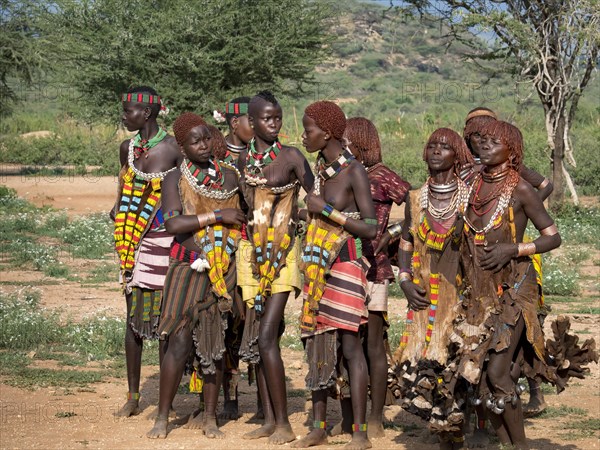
243, 423, 276, 439
329, 421, 352, 437
218, 400, 240, 420
291, 429, 328, 448
248, 408, 265, 423
146, 417, 168, 439
344, 432, 372, 450
146, 406, 176, 420
367, 419, 385, 439
184, 409, 204, 430
268, 424, 296, 445
466, 429, 490, 448
523, 396, 547, 418
115, 399, 140, 417
203, 416, 225, 439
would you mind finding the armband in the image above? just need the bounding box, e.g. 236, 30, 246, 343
538, 178, 550, 190
364, 218, 378, 225
197, 212, 216, 229
387, 222, 403, 242
165, 210, 181, 221
539, 223, 558, 236
399, 237, 414, 252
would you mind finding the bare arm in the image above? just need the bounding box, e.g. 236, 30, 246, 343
119, 140, 129, 168
291, 147, 315, 193
345, 163, 377, 239
520, 165, 553, 201
480, 181, 561, 272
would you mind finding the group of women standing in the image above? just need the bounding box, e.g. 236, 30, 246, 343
113, 87, 597, 450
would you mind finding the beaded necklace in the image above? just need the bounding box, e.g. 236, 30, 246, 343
181, 159, 239, 200
464, 169, 519, 243
186, 158, 224, 188
314, 147, 355, 196
131, 128, 167, 159
420, 177, 469, 222
245, 138, 282, 185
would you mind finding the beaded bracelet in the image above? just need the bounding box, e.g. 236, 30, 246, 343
165, 210, 180, 221
214, 209, 223, 223
364, 217, 378, 225
321, 203, 348, 226
517, 242, 536, 257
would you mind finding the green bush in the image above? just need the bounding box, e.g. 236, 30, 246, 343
543, 255, 580, 296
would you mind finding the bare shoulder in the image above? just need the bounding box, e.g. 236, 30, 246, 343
159, 135, 179, 153
280, 145, 305, 160
119, 139, 130, 153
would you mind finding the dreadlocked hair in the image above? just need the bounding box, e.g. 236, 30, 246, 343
225, 96, 251, 126
172, 112, 207, 146
423, 128, 474, 176
126, 85, 161, 118
345, 117, 381, 167
207, 125, 228, 161
480, 120, 524, 171
304, 101, 347, 140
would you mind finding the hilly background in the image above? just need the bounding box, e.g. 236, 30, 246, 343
1, 0, 599, 194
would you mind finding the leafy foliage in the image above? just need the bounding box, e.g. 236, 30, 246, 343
40, 0, 333, 123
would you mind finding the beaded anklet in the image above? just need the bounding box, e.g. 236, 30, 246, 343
352, 423, 367, 432
127, 392, 140, 401
313, 420, 327, 429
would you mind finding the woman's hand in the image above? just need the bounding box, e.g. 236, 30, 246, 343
305, 192, 326, 215
374, 232, 391, 255
220, 208, 247, 225
480, 243, 516, 272
400, 281, 429, 311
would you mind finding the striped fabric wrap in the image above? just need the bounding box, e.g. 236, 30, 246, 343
301, 258, 370, 336
114, 165, 162, 278
126, 229, 173, 292
158, 257, 237, 374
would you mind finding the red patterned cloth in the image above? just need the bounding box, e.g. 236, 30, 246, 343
362, 163, 410, 283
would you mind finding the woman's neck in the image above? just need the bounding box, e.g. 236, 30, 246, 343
138, 121, 159, 141
430, 168, 456, 185
320, 140, 344, 164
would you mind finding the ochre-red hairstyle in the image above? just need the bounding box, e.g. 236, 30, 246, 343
207, 125, 228, 161
479, 120, 524, 171
345, 117, 381, 167
172, 112, 207, 146
304, 101, 347, 140
463, 115, 496, 142
423, 128, 474, 174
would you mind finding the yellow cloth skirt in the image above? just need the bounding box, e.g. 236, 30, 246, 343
236, 238, 302, 307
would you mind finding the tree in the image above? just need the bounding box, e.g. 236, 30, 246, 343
397, 0, 600, 207
39, 0, 333, 124
0, 0, 46, 117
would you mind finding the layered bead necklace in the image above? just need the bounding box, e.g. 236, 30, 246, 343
420, 176, 470, 221
181, 158, 239, 200
245, 138, 281, 186
465, 166, 520, 235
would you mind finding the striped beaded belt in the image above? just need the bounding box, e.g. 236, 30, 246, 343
170, 240, 202, 264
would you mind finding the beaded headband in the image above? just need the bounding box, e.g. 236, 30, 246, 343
465, 109, 497, 122
122, 93, 162, 105
225, 102, 248, 115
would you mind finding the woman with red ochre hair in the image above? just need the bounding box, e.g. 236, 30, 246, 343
328, 117, 410, 439
394, 128, 473, 448
293, 101, 377, 450
456, 120, 596, 449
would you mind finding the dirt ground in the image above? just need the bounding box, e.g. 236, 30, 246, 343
1, 176, 599, 449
